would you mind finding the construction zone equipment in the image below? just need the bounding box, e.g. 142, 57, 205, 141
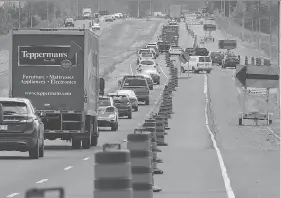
25, 188, 65, 198
251, 57, 255, 65
245, 56, 248, 65
127, 132, 162, 194
142, 120, 164, 174
94, 143, 133, 198
256, 58, 261, 66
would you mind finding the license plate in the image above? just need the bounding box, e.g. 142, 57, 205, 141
0, 125, 8, 130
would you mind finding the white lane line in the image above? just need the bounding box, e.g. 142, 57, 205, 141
64, 166, 73, 171
267, 127, 280, 140
83, 157, 90, 161
129, 63, 134, 75
6, 193, 20, 198
36, 179, 48, 184
158, 60, 168, 79
204, 74, 235, 198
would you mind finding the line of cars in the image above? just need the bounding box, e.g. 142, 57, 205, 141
180, 47, 240, 73
97, 42, 162, 131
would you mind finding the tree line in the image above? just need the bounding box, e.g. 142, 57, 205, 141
207, 1, 278, 34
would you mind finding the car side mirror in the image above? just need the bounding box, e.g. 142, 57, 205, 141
0, 103, 3, 124
99, 77, 105, 95
25, 187, 64, 198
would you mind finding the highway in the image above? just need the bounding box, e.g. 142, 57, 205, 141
0, 18, 168, 198
153, 18, 280, 198
0, 14, 279, 198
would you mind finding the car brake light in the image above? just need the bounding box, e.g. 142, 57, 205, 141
106, 107, 115, 113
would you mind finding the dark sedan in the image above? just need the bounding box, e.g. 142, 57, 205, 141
210, 52, 224, 65
0, 97, 44, 159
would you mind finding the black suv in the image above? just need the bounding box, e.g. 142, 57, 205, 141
0, 98, 44, 159
108, 93, 132, 119
64, 18, 75, 27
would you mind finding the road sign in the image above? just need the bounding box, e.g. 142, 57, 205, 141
235, 65, 279, 88
203, 24, 216, 31
218, 40, 237, 50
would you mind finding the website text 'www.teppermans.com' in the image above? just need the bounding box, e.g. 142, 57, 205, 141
25, 92, 72, 96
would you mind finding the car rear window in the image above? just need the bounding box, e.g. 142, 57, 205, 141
205, 57, 211, 62
199, 57, 205, 62
112, 95, 129, 102
141, 60, 154, 65
65, 18, 74, 22
0, 102, 28, 114
124, 78, 147, 87
139, 49, 149, 54
142, 53, 152, 57
189, 57, 197, 61
99, 98, 111, 106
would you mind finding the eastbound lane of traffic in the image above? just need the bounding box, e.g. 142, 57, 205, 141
188, 18, 280, 197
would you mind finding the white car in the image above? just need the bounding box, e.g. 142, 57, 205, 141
138, 48, 156, 59
186, 56, 212, 73
141, 69, 161, 85
138, 59, 157, 70
168, 45, 183, 56
92, 23, 100, 30
137, 52, 155, 64
115, 90, 139, 111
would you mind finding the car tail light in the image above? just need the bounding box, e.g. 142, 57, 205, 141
106, 107, 115, 113
126, 102, 130, 105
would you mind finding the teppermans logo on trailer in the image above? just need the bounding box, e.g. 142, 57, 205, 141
18, 41, 82, 71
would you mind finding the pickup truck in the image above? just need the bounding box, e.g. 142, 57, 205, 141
9, 28, 105, 149
121, 77, 150, 105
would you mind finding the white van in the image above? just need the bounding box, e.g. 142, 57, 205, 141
182, 56, 212, 73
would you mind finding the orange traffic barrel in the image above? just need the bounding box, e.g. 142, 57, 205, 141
154, 114, 167, 136
127, 133, 153, 198
94, 144, 133, 198
251, 57, 255, 65
158, 112, 169, 129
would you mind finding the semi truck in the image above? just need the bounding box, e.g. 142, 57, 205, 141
83, 8, 92, 19
169, 5, 182, 22
9, 28, 105, 149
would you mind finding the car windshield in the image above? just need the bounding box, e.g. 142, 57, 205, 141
99, 98, 111, 106
112, 95, 129, 102
141, 53, 152, 57
141, 60, 154, 65
124, 78, 147, 86
65, 18, 73, 22
139, 49, 149, 54
0, 101, 28, 114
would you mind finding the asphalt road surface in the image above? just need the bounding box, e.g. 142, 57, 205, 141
0, 19, 167, 198
154, 19, 279, 198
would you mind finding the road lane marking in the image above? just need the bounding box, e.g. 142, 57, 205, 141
267, 127, 280, 140
6, 193, 20, 198
83, 157, 90, 161
64, 166, 73, 171
129, 63, 134, 74
36, 179, 48, 184
204, 74, 235, 198
158, 60, 168, 78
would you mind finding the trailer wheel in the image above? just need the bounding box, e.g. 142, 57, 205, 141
238, 118, 243, 126
72, 139, 81, 149
82, 138, 91, 149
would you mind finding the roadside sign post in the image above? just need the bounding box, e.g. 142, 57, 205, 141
235, 65, 279, 125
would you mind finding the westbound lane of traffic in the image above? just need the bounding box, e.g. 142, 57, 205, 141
1, 52, 170, 198
0, 19, 164, 198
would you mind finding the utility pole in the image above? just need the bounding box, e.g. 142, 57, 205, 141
269, 1, 272, 59
257, 0, 261, 51
18, 1, 21, 28
97, 0, 99, 14
30, 3, 33, 28
228, 0, 230, 31
224, 0, 226, 17
47, 1, 49, 27
137, 1, 139, 18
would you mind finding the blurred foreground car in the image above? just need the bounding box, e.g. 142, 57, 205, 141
0, 97, 44, 159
